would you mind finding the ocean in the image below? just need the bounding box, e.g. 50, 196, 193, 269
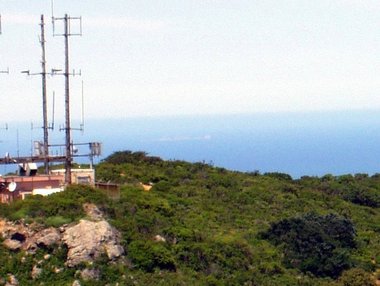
3, 110, 380, 178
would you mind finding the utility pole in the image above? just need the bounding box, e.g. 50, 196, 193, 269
52, 13, 82, 185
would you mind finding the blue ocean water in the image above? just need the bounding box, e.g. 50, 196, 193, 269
4, 110, 380, 178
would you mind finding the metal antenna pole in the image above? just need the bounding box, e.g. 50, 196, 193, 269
51, 13, 82, 185
41, 15, 49, 174
64, 14, 72, 185
21, 15, 51, 174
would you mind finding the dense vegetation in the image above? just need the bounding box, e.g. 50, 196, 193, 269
261, 212, 356, 278
0, 150, 380, 285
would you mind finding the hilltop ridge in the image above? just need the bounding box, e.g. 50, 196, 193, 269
0, 151, 379, 285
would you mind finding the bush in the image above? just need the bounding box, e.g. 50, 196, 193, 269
338, 268, 375, 286
45, 216, 72, 227
175, 239, 253, 275
128, 240, 176, 272
342, 188, 380, 208
262, 213, 356, 278
102, 150, 162, 165
264, 172, 293, 181
2, 185, 110, 224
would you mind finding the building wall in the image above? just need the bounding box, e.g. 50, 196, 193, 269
0, 174, 65, 203
50, 169, 95, 186
0, 169, 95, 204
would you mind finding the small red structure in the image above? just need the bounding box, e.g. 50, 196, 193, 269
0, 174, 65, 203
0, 163, 95, 204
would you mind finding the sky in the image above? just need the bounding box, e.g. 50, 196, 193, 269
1, 0, 380, 123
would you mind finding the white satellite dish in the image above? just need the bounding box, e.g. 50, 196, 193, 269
8, 182, 17, 192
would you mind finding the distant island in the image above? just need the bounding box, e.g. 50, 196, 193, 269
0, 150, 379, 286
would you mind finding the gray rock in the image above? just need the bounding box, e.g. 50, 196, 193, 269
31, 265, 42, 280
3, 239, 22, 251
153, 235, 166, 242
1, 205, 125, 268
5, 274, 18, 286
34, 227, 61, 247
24, 228, 61, 253
80, 268, 100, 281
63, 219, 124, 267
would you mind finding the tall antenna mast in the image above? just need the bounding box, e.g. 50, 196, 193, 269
52, 13, 82, 185
41, 15, 49, 174
21, 15, 51, 174
64, 14, 71, 185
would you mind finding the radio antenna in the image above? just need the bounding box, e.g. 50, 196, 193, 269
51, 0, 55, 34
51, 13, 82, 185
51, 91, 55, 130
21, 15, 50, 174
81, 80, 85, 133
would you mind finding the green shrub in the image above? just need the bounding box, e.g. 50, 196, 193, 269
342, 188, 380, 208
264, 172, 293, 181
262, 212, 356, 278
2, 185, 109, 224
128, 240, 176, 272
45, 215, 72, 227
338, 268, 375, 286
153, 180, 172, 192
176, 239, 253, 276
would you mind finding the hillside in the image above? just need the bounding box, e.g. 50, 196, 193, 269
0, 151, 380, 285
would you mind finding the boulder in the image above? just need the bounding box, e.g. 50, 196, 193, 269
63, 219, 124, 267
3, 239, 22, 251
24, 227, 61, 252
80, 268, 100, 281
0, 205, 125, 267
35, 227, 61, 247
31, 265, 42, 280
153, 235, 166, 242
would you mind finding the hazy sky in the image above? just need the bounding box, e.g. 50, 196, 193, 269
1, 0, 380, 122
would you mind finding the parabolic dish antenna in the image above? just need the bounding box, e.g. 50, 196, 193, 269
8, 182, 17, 192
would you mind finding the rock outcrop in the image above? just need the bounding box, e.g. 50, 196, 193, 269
0, 203, 125, 268
63, 219, 124, 267
27, 227, 62, 252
